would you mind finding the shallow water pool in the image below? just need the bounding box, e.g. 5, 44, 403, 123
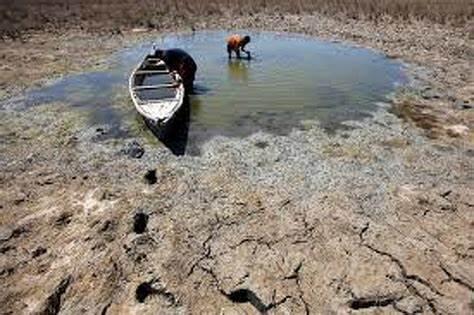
3, 31, 406, 153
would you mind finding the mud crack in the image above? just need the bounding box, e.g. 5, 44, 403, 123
39, 275, 72, 315
187, 233, 213, 276
200, 265, 290, 314
440, 263, 474, 292
283, 261, 310, 314
364, 244, 443, 297
348, 294, 403, 310
359, 224, 443, 314
188, 214, 243, 276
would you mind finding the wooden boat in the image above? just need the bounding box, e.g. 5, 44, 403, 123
129, 54, 185, 126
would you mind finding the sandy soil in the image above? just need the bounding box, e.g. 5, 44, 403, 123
0, 13, 473, 314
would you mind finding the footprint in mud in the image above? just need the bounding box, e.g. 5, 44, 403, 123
133, 212, 149, 234
32, 246, 47, 258
135, 279, 177, 305
144, 170, 157, 185
254, 141, 269, 149
55, 212, 73, 227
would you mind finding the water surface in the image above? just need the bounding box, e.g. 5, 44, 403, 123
2, 31, 406, 153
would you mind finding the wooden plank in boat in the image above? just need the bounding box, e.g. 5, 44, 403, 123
140, 98, 178, 104
135, 70, 170, 75
133, 84, 177, 91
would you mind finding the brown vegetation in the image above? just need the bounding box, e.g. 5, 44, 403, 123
391, 99, 443, 138
1, 0, 472, 37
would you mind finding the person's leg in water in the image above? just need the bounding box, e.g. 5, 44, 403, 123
227, 44, 232, 59
227, 44, 240, 59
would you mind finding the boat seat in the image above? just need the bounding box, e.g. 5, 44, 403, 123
135, 70, 170, 75
133, 84, 177, 91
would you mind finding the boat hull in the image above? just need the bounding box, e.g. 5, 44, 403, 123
143, 97, 191, 155
129, 54, 185, 129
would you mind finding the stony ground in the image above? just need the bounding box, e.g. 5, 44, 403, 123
0, 13, 473, 314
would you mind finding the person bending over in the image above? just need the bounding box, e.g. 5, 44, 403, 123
227, 35, 251, 59
153, 48, 197, 93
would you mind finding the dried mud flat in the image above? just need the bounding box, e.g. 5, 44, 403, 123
1, 14, 473, 314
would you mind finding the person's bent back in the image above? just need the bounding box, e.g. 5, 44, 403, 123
153, 48, 197, 93
227, 35, 251, 59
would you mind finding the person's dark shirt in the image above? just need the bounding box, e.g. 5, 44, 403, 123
156, 49, 197, 74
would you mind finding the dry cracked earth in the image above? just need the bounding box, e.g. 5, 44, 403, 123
1, 13, 473, 315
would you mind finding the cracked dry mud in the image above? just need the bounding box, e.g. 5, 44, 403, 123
1, 105, 472, 314
1, 13, 473, 315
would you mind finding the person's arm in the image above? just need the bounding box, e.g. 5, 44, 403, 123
240, 44, 251, 58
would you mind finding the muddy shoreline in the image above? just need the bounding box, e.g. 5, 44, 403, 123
1, 13, 473, 314
1, 13, 472, 137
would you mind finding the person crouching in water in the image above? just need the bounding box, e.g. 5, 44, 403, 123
227, 35, 251, 59
153, 48, 197, 93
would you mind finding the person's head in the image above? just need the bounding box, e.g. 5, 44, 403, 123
242, 35, 251, 45
153, 48, 165, 59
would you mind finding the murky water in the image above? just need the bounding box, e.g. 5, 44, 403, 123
179, 32, 405, 135
2, 31, 406, 153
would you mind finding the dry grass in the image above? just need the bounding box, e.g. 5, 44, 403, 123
1, 0, 472, 36
390, 97, 459, 138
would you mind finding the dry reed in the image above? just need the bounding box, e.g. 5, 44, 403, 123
1, 0, 472, 36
